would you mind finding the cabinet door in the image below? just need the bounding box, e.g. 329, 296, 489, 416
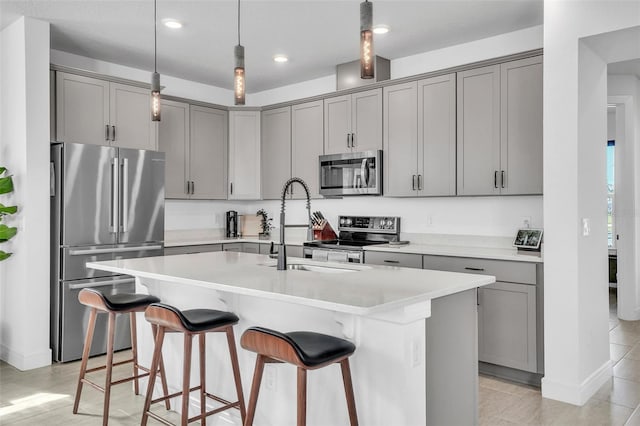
229, 111, 261, 200
109, 83, 157, 150
222, 243, 243, 252
478, 281, 537, 372
456, 65, 500, 195
351, 88, 382, 152
324, 95, 351, 155
56, 73, 109, 145
292, 100, 324, 199
261, 107, 291, 200
500, 56, 543, 195
158, 100, 189, 199
418, 74, 456, 196
242, 243, 261, 254
383, 82, 418, 197
190, 106, 227, 199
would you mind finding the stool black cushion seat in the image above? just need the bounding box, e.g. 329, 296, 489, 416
150, 303, 240, 332
248, 327, 356, 367
93, 290, 161, 312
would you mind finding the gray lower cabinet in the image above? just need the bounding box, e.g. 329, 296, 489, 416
364, 251, 423, 269
164, 244, 222, 256
423, 254, 543, 380
222, 243, 244, 252
286, 245, 303, 258
242, 243, 261, 254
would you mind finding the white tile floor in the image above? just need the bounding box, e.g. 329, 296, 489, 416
3, 289, 640, 425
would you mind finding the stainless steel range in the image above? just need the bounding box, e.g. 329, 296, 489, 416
303, 215, 401, 263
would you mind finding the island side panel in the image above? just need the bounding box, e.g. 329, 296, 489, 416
426, 288, 479, 425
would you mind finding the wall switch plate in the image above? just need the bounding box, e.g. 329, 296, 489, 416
582, 218, 590, 236
521, 216, 531, 228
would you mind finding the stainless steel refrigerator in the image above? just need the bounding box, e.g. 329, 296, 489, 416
50, 142, 165, 362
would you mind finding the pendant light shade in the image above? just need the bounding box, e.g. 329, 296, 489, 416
234, 0, 245, 105
151, 0, 161, 121
360, 0, 374, 79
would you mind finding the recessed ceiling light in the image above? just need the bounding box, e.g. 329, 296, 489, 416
162, 19, 183, 29
373, 25, 390, 35
273, 54, 289, 63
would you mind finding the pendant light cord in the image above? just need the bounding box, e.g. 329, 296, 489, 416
154, 0, 157, 73
237, 0, 241, 45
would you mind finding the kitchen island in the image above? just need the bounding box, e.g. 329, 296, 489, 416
88, 251, 494, 426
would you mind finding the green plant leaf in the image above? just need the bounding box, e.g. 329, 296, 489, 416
0, 167, 6, 176
0, 250, 12, 261
0, 203, 17, 215
0, 176, 14, 194
0, 224, 17, 242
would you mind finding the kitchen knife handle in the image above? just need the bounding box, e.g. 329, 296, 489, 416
111, 125, 116, 141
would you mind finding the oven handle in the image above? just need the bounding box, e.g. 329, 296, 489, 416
68, 277, 136, 290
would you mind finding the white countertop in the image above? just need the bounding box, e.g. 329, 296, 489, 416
87, 252, 494, 316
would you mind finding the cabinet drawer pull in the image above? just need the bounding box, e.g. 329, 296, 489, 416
191, 181, 195, 194
418, 174, 422, 190
230, 182, 233, 195
464, 267, 485, 272
383, 259, 400, 264
412, 175, 417, 190
501, 170, 505, 189
494, 171, 498, 189
105, 125, 110, 141
111, 125, 116, 141
351, 133, 355, 147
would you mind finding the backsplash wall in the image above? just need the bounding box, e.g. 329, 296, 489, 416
165, 196, 543, 237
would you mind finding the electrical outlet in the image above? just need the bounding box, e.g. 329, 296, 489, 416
583, 218, 590, 236
521, 217, 531, 229
265, 366, 276, 390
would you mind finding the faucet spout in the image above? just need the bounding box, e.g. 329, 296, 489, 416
278, 177, 312, 271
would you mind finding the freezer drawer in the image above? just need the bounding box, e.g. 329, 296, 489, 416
56, 276, 135, 362
62, 243, 163, 281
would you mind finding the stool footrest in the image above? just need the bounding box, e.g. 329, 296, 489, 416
188, 401, 241, 423
145, 410, 175, 426
85, 356, 135, 374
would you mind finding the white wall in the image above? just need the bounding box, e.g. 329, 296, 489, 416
0, 17, 52, 370
542, 0, 640, 405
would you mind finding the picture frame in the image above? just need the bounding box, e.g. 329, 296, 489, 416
513, 228, 543, 250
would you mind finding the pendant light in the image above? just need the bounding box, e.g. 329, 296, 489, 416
151, 0, 161, 121
360, 0, 374, 79
234, 0, 245, 105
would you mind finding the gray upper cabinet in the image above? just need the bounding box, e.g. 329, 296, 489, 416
500, 56, 543, 195
261, 107, 292, 200
292, 100, 324, 199
457, 56, 542, 196
228, 110, 261, 200
324, 88, 382, 155
383, 75, 456, 197
456, 65, 501, 196
158, 100, 189, 198
56, 72, 157, 150
190, 105, 228, 199
160, 102, 227, 199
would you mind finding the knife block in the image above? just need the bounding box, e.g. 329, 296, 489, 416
313, 222, 337, 241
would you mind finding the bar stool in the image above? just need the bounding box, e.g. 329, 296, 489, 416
73, 288, 170, 426
240, 326, 358, 426
142, 303, 246, 426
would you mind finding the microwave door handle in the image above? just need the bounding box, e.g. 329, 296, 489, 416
361, 158, 369, 188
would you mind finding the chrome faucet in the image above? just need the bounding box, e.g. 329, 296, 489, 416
277, 177, 313, 270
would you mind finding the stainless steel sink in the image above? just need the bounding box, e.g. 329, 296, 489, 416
269, 263, 358, 273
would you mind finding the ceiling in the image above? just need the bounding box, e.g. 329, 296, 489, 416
1, 0, 544, 93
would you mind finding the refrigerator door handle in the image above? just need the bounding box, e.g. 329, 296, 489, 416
110, 157, 119, 233
69, 245, 163, 256
120, 157, 129, 233
68, 277, 136, 290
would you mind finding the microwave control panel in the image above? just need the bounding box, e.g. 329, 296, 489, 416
338, 216, 400, 233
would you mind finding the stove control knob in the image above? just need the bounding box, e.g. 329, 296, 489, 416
340, 218, 345, 225
386, 219, 394, 228
345, 218, 352, 226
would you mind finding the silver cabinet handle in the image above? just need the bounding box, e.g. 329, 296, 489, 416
111, 125, 116, 141
105, 125, 110, 141
68, 278, 136, 290
383, 259, 400, 264
494, 171, 498, 189
412, 175, 417, 190
418, 174, 422, 190
351, 133, 355, 148
191, 181, 195, 195
501, 170, 505, 189
464, 266, 485, 272
230, 182, 233, 195
70, 245, 163, 256
186, 181, 190, 195
110, 157, 119, 233
120, 158, 129, 233
347, 134, 351, 148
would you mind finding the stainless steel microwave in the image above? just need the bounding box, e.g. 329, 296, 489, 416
319, 150, 382, 196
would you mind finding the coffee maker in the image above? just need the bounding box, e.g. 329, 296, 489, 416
226, 210, 238, 238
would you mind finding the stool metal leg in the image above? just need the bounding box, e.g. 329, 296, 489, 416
199, 333, 206, 425
226, 327, 247, 422
297, 367, 307, 426
340, 359, 359, 426
73, 307, 98, 414
244, 355, 265, 426
141, 326, 166, 426
130, 312, 140, 395
102, 312, 116, 426
182, 333, 193, 426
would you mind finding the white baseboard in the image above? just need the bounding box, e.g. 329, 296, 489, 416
541, 359, 612, 405
0, 344, 52, 371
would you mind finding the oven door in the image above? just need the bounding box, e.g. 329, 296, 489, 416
319, 150, 382, 196
303, 247, 363, 263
